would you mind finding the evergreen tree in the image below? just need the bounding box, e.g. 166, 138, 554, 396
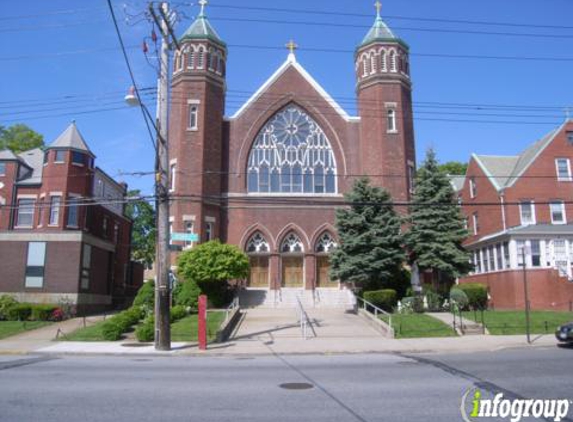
330, 178, 405, 289
404, 149, 471, 281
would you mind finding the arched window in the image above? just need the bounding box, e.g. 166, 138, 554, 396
187, 49, 195, 69
363, 58, 370, 77
389, 50, 397, 73
188, 105, 198, 130
281, 232, 304, 253
370, 53, 377, 74
247, 105, 337, 194
246, 232, 270, 253
208, 49, 217, 71
380, 50, 387, 72
315, 232, 337, 253
197, 47, 205, 69
387, 109, 397, 132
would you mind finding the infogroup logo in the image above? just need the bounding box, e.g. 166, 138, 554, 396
461, 388, 571, 422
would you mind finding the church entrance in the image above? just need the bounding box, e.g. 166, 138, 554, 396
282, 256, 304, 288
249, 256, 269, 288
316, 256, 336, 287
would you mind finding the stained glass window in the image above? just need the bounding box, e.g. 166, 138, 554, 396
281, 232, 304, 253
246, 232, 270, 254
247, 105, 337, 194
315, 232, 337, 253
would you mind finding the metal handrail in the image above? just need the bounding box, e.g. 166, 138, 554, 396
355, 296, 392, 330
295, 296, 316, 339
224, 296, 239, 323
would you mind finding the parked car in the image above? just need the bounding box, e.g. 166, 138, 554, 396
555, 322, 573, 343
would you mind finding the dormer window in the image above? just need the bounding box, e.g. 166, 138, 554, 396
54, 150, 66, 163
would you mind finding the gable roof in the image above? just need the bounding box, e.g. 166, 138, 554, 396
472, 121, 567, 191
47, 122, 94, 156
230, 53, 356, 122
0, 149, 19, 161
448, 175, 466, 193
16, 148, 44, 185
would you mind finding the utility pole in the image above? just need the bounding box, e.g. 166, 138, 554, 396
148, 1, 176, 351
521, 245, 531, 344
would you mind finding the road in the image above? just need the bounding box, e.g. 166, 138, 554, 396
0, 346, 572, 422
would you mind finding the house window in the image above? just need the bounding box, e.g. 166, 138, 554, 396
170, 164, 176, 192
16, 198, 35, 227
387, 109, 397, 133
184, 221, 194, 248
205, 222, 213, 241
503, 241, 510, 268
516, 240, 526, 266
188, 105, 198, 130
488, 246, 495, 271
67, 198, 79, 227
49, 196, 61, 226
567, 132, 573, 145
530, 240, 541, 267
555, 158, 572, 181
520, 201, 535, 225
25, 242, 46, 288
54, 150, 66, 163
0, 162, 5, 176
473, 251, 480, 273
472, 213, 479, 235
550, 201, 566, 224
496, 244, 503, 270
80, 244, 91, 290
469, 177, 477, 198
482, 248, 489, 272
71, 151, 85, 166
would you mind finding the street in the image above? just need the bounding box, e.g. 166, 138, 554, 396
1, 346, 572, 422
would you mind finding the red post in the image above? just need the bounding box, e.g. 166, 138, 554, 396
198, 295, 207, 350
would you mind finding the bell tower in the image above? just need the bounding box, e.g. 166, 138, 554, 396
356, 1, 416, 202
169, 0, 226, 249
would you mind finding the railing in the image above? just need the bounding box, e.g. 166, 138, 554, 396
224, 296, 240, 323
355, 296, 392, 330
295, 295, 316, 339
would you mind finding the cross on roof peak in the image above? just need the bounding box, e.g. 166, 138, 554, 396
375, 1, 382, 18
199, 0, 208, 16
286, 39, 298, 55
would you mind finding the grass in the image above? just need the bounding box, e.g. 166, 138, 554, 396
380, 314, 456, 339
171, 311, 226, 342
0, 321, 52, 340
462, 310, 573, 335
62, 311, 226, 342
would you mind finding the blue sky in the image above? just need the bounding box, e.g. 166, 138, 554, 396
1, 0, 572, 195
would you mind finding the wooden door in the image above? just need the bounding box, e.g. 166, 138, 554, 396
282, 256, 304, 287
248, 256, 269, 288
316, 255, 336, 287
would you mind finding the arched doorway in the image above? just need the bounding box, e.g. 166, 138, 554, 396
315, 232, 338, 287
246, 232, 270, 288
280, 232, 304, 288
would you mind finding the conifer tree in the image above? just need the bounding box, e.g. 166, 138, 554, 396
404, 149, 471, 282
330, 178, 405, 289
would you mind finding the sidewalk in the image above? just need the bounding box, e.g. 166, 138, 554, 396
426, 312, 486, 334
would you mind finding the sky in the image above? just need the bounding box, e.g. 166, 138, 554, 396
1, 0, 572, 195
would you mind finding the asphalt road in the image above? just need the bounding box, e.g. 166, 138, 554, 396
0, 346, 572, 422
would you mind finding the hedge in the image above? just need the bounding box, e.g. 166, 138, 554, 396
7, 304, 33, 321
31, 305, 59, 321
135, 317, 155, 342
100, 307, 144, 341
455, 283, 488, 310
363, 289, 397, 312
174, 280, 201, 311
133, 281, 155, 309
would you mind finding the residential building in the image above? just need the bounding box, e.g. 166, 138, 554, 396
455, 120, 573, 310
0, 122, 142, 312
167, 4, 416, 291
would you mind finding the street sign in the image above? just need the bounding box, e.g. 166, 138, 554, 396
171, 232, 199, 242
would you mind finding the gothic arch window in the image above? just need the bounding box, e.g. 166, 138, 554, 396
246, 232, 270, 254
187, 49, 195, 69
379, 49, 388, 72
247, 105, 337, 194
389, 49, 397, 73
369, 51, 377, 74
281, 232, 304, 253
197, 46, 206, 69
315, 232, 337, 253
208, 48, 217, 71
174, 50, 184, 73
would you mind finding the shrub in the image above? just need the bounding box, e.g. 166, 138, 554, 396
7, 303, 33, 321
424, 290, 443, 312
174, 280, 201, 311
449, 288, 469, 311
170, 305, 187, 323
0, 295, 18, 321
136, 316, 155, 342
101, 321, 124, 341
31, 304, 59, 321
401, 296, 424, 313
133, 281, 155, 309
456, 283, 488, 310
363, 289, 397, 312
197, 280, 233, 308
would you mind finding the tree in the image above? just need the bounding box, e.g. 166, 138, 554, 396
177, 240, 250, 307
438, 161, 467, 175
125, 190, 156, 267
0, 124, 44, 153
404, 149, 471, 286
330, 178, 405, 290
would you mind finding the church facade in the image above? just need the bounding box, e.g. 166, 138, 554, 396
168, 3, 416, 290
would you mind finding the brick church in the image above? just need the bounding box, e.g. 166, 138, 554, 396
168, 2, 416, 291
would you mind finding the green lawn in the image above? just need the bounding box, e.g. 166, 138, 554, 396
0, 321, 52, 340
380, 314, 457, 339
62, 311, 226, 342
462, 310, 573, 335
171, 311, 226, 342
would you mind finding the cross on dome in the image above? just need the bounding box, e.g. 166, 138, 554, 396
199, 0, 208, 16
375, 1, 382, 18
